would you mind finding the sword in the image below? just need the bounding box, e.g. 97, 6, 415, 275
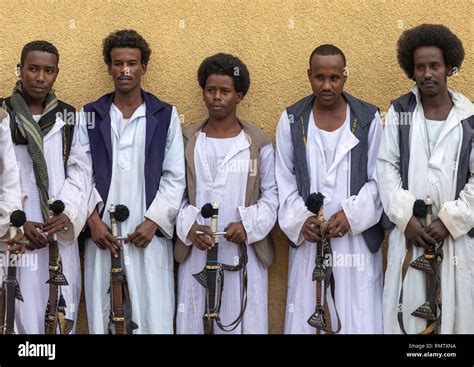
192, 203, 227, 334
305, 192, 341, 334
410, 196, 442, 332
108, 204, 138, 334
1, 210, 26, 334
305, 193, 326, 334
44, 198, 73, 335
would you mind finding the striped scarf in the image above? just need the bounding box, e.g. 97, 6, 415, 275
9, 80, 59, 220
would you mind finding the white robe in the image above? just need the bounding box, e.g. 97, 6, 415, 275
79, 103, 185, 334
12, 113, 91, 334
176, 130, 278, 334
0, 113, 22, 237
276, 106, 384, 334
377, 86, 474, 334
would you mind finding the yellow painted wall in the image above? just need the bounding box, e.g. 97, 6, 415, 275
1, 0, 472, 333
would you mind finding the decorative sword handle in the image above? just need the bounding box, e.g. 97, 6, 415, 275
210, 203, 219, 245
109, 204, 118, 238
47, 198, 57, 242
108, 204, 129, 246
196, 231, 226, 236
425, 196, 435, 256
425, 196, 433, 227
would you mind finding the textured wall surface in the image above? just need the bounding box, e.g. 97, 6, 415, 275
0, 0, 472, 334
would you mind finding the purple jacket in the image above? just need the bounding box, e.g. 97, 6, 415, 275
83, 90, 172, 217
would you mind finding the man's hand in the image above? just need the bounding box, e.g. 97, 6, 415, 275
23, 221, 48, 250
326, 210, 350, 238
188, 222, 214, 251
126, 218, 158, 248
3, 229, 26, 254
426, 218, 450, 244
42, 213, 71, 236
87, 209, 121, 258
224, 222, 247, 245
404, 216, 437, 250
302, 216, 323, 243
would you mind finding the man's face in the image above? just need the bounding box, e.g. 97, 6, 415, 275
108, 48, 146, 94
203, 74, 242, 120
413, 46, 449, 98
307, 54, 346, 107
20, 50, 58, 102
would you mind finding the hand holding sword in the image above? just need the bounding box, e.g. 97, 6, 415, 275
190, 203, 226, 251
1, 210, 27, 334
302, 193, 327, 243
87, 206, 122, 258
0, 211, 27, 254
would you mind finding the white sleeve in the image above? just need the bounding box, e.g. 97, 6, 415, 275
275, 111, 314, 245
342, 111, 384, 235
176, 193, 200, 246
238, 143, 278, 244
145, 106, 186, 239
0, 113, 22, 237
57, 117, 93, 242
77, 108, 103, 217
438, 128, 474, 239
376, 105, 416, 233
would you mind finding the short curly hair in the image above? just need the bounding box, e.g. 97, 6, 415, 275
197, 53, 250, 97
397, 24, 465, 79
21, 40, 59, 66
102, 29, 151, 66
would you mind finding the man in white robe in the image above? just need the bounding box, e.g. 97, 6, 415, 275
0, 41, 91, 334
276, 44, 384, 334
0, 110, 23, 238
377, 24, 474, 334
175, 53, 278, 334
79, 30, 185, 334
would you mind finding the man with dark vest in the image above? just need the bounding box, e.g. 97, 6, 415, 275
377, 24, 474, 334
276, 44, 384, 333
0, 41, 91, 333
78, 29, 185, 333
174, 53, 278, 334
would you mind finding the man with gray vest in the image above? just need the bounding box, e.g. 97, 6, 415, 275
276, 44, 384, 334
377, 24, 474, 334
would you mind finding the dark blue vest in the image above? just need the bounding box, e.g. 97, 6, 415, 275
83, 90, 172, 217
286, 92, 384, 253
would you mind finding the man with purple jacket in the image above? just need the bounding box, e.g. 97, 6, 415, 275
78, 29, 185, 334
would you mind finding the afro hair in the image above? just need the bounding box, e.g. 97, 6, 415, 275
197, 53, 250, 97
397, 24, 464, 79
102, 29, 151, 66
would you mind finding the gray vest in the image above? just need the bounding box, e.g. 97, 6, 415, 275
285, 92, 384, 253
391, 91, 474, 236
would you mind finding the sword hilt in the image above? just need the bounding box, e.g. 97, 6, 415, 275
201, 203, 220, 246
210, 203, 219, 244
424, 196, 436, 258
108, 204, 129, 242
9, 210, 26, 240
47, 198, 65, 242
196, 231, 226, 236
425, 196, 433, 227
